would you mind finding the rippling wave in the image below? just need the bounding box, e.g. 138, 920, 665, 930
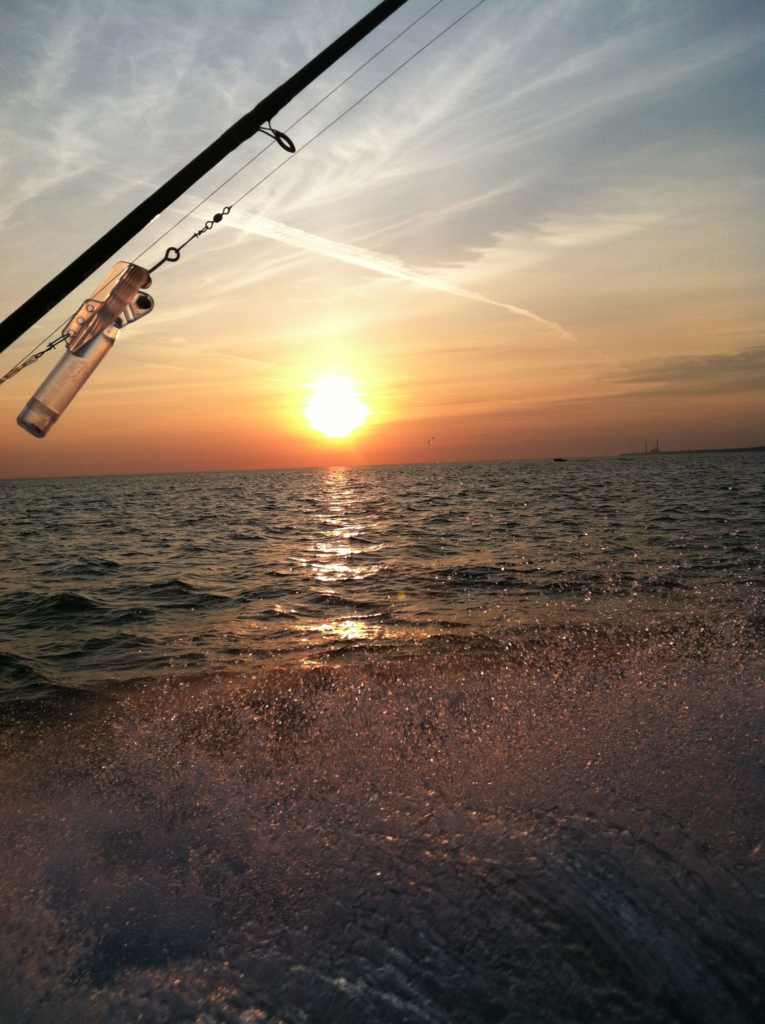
0, 456, 763, 1022
0, 456, 762, 701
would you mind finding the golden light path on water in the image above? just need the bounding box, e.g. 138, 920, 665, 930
299, 467, 389, 648
226, 466, 399, 655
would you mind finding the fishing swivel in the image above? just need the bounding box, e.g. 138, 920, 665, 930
11, 118, 295, 436
148, 206, 233, 274
147, 121, 294, 275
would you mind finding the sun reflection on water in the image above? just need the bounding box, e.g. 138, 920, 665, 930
301, 468, 384, 586
298, 618, 385, 643
296, 468, 388, 644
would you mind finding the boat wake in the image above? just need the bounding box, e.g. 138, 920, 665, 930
1, 612, 763, 1023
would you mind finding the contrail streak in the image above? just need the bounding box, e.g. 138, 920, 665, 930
227, 213, 572, 339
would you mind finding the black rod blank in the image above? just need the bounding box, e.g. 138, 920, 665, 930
0, 0, 410, 355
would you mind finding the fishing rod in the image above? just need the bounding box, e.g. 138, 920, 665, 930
0, 0, 411, 357
3, 0, 488, 437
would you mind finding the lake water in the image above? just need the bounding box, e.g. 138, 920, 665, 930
0, 456, 763, 1022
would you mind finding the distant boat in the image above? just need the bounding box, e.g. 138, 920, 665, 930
553, 457, 567, 462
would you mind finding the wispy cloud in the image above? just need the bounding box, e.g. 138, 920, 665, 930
614, 345, 765, 395
2, 0, 764, 473
228, 211, 573, 338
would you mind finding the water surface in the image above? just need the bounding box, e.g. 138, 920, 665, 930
0, 456, 763, 1023
1, 455, 762, 700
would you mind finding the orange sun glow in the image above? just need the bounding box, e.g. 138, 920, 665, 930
306, 376, 369, 438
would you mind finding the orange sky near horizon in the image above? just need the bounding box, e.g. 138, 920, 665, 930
0, 0, 763, 480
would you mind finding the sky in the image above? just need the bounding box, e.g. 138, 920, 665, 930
0, 0, 763, 478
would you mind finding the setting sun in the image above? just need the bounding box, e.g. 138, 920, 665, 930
306, 376, 368, 438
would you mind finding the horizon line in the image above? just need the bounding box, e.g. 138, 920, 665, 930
2, 447, 763, 483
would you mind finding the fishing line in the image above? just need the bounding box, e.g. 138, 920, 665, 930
133, 0, 448, 266
1, 0, 451, 382
2, 0, 486, 384
142, 0, 487, 271
231, 0, 487, 208
0, 331, 69, 386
